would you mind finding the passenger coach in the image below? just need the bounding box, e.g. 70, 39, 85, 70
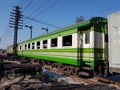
7, 17, 108, 76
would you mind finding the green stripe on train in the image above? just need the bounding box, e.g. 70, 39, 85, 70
18, 52, 104, 59
18, 53, 78, 65
18, 53, 96, 69
18, 48, 105, 53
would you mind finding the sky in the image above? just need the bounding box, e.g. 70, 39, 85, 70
0, 0, 120, 49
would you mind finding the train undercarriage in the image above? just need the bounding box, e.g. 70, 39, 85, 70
29, 58, 94, 78
32, 58, 109, 78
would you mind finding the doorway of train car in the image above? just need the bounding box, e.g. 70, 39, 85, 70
77, 26, 92, 68
77, 31, 83, 66
77, 27, 95, 77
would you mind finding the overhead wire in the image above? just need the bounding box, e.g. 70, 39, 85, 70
32, 0, 59, 18
4, 0, 28, 48
23, 0, 43, 16
29, 0, 50, 18
22, 0, 64, 29
36, 0, 73, 26
24, 16, 61, 29
18, 0, 120, 27
23, 0, 33, 12
87, 4, 120, 18
23, 0, 69, 28
23, 0, 49, 24
37, 0, 69, 18
5, 0, 120, 48
17, 0, 27, 9
20, 0, 120, 33
0, 0, 21, 49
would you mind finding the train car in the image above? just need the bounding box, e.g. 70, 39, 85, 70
108, 12, 120, 73
7, 17, 107, 76
7, 45, 13, 55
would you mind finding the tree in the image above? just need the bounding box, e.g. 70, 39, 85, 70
76, 16, 85, 23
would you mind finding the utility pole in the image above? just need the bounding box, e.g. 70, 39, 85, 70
9, 6, 23, 56
25, 25, 33, 39
42, 27, 48, 33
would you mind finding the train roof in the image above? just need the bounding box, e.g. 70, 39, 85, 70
19, 17, 107, 44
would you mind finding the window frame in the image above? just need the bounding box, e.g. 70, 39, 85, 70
43, 40, 47, 49
51, 38, 57, 47
28, 43, 30, 49
32, 42, 35, 49
85, 31, 90, 44
19, 45, 22, 50
25, 44, 27, 50
36, 41, 41, 49
62, 35, 72, 46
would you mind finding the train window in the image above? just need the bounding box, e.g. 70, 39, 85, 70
37, 41, 40, 49
62, 35, 72, 46
85, 31, 90, 44
25, 44, 27, 50
51, 38, 57, 47
20, 45, 22, 50
43, 40, 47, 48
28, 44, 30, 49
32, 42, 35, 49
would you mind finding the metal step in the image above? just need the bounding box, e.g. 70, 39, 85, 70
85, 62, 91, 65
81, 66, 92, 71
84, 63, 91, 67
79, 71, 89, 77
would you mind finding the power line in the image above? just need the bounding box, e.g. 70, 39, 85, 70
23, 0, 69, 26
23, 0, 33, 12
20, 0, 120, 32
23, 0, 42, 16
88, 4, 120, 18
32, 0, 59, 18
24, 16, 61, 29
17, 0, 27, 9
30, 0, 50, 18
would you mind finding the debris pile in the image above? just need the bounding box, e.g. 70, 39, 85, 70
0, 75, 117, 90
0, 55, 118, 90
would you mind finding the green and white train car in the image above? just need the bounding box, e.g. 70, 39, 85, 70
7, 17, 107, 75
7, 45, 13, 55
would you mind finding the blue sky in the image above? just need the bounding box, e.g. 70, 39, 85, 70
0, 0, 120, 49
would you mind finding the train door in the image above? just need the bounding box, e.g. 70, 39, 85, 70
84, 31, 91, 61
77, 32, 83, 66
78, 30, 94, 77
77, 31, 91, 65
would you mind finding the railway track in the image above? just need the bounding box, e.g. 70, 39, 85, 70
43, 65, 98, 84
94, 76, 120, 88
43, 65, 120, 89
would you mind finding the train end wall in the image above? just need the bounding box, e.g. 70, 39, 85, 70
108, 12, 120, 73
